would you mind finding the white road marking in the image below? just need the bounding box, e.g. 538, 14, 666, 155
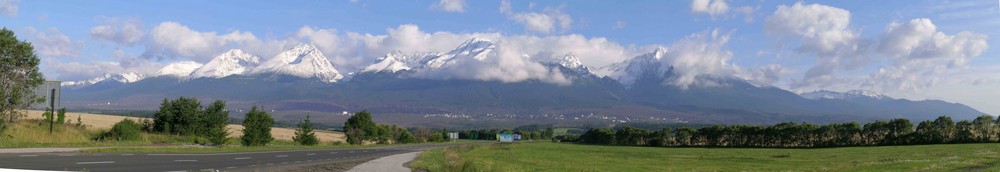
76, 161, 114, 165
276, 155, 288, 157
58, 154, 75, 157
174, 160, 198, 162
234, 157, 251, 160
226, 167, 236, 169
306, 153, 316, 156
18, 155, 38, 157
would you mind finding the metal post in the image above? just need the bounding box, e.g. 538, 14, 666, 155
49, 89, 55, 134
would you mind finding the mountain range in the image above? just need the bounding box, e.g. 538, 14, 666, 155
59, 38, 988, 126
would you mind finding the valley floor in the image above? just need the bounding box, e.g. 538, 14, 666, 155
410, 142, 1000, 171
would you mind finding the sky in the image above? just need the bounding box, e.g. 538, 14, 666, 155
1, 0, 998, 115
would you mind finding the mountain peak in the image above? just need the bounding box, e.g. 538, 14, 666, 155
424, 38, 497, 69
251, 43, 344, 82
190, 49, 261, 79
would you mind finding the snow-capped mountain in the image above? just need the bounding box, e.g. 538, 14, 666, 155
251, 43, 344, 83
600, 47, 668, 86
540, 53, 590, 74
422, 38, 497, 69
61, 72, 145, 87
800, 90, 890, 100
362, 51, 440, 73
153, 61, 203, 78
190, 49, 260, 79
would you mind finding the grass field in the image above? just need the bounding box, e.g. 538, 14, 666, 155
410, 142, 1000, 171
18, 110, 345, 143
1, 110, 345, 149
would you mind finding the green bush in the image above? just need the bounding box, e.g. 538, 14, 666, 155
56, 108, 66, 124
102, 119, 142, 141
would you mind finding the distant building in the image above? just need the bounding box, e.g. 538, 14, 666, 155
30, 81, 60, 110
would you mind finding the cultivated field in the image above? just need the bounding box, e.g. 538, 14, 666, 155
20, 110, 344, 142
411, 142, 1000, 171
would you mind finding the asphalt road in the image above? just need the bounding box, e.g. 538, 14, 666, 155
0, 143, 477, 172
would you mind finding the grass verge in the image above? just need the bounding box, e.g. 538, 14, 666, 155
81, 139, 492, 153
410, 142, 1000, 171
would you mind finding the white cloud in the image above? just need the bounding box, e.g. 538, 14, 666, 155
46, 50, 161, 81
765, 2, 864, 89
865, 18, 988, 91
90, 17, 145, 46
145, 21, 259, 62
412, 39, 572, 85
659, 29, 737, 89
765, 2, 855, 54
690, 0, 729, 18
0, 0, 17, 16
499, 0, 511, 14
508, 7, 573, 34
25, 27, 84, 58
432, 0, 465, 13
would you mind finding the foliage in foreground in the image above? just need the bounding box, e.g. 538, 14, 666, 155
579, 115, 1000, 148
411, 142, 1000, 172
0, 28, 46, 132
99, 119, 142, 141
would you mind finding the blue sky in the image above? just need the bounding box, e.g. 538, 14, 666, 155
2, 0, 998, 115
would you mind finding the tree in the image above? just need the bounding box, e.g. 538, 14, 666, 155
344, 110, 376, 144
544, 127, 555, 139
0, 28, 46, 131
203, 101, 229, 146
581, 128, 615, 145
616, 126, 651, 146
293, 115, 319, 145
152, 97, 204, 135
56, 108, 66, 124
241, 106, 274, 146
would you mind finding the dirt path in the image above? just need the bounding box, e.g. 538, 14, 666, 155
346, 152, 421, 172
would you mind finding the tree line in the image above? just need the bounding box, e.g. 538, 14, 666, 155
578, 115, 1000, 148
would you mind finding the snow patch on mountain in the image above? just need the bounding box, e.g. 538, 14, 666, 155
154, 61, 203, 78
801, 90, 890, 100
190, 49, 260, 79
251, 43, 344, 83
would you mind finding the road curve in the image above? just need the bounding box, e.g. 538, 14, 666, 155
0, 143, 478, 172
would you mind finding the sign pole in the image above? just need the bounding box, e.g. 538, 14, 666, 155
49, 89, 55, 134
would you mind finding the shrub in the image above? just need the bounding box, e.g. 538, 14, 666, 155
101, 119, 142, 141
56, 108, 66, 124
